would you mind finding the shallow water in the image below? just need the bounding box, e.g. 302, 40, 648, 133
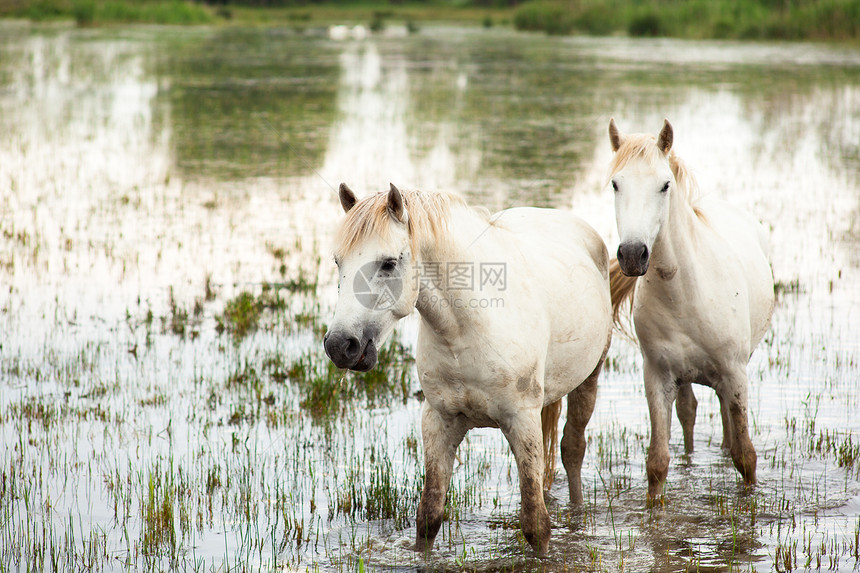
1, 21, 859, 572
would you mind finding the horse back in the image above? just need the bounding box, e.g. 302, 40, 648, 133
493, 207, 609, 279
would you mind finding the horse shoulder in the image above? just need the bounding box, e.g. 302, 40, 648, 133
645, 198, 773, 356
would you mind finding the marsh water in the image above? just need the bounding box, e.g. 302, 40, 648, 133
1, 21, 859, 571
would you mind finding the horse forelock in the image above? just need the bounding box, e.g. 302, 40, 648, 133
609, 133, 700, 209
333, 189, 469, 259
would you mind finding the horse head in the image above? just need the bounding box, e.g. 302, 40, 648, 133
608, 118, 675, 277
324, 183, 420, 371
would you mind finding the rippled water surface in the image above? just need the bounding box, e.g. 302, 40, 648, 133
1, 22, 859, 572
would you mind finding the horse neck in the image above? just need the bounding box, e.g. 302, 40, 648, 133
649, 182, 701, 280
413, 205, 492, 336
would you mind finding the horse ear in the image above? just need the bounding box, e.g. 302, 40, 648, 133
387, 183, 407, 224
339, 183, 357, 213
609, 118, 624, 152
657, 119, 673, 154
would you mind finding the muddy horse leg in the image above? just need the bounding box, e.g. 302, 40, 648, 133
717, 368, 757, 485
675, 382, 698, 454
644, 359, 674, 502
561, 365, 599, 504
502, 408, 552, 554
415, 404, 468, 553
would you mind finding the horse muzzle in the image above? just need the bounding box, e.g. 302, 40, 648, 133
617, 241, 650, 277
324, 330, 378, 371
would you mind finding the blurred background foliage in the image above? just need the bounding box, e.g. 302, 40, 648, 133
0, 0, 858, 40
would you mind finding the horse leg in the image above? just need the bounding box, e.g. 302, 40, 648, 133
415, 404, 467, 553
717, 368, 757, 485
502, 409, 552, 554
541, 399, 563, 491
675, 382, 698, 454
561, 365, 599, 505
644, 360, 674, 502
718, 393, 733, 451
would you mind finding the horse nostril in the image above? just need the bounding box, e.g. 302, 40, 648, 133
639, 245, 649, 266
324, 331, 363, 367
617, 241, 650, 276
343, 336, 360, 357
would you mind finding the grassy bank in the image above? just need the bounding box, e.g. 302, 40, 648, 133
3, 0, 859, 40
2, 0, 216, 24
225, 3, 513, 26
0, 0, 512, 27
514, 0, 860, 41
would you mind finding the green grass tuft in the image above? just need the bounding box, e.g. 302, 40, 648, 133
216, 283, 287, 339
288, 337, 415, 420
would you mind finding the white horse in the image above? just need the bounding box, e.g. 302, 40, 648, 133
606, 119, 774, 501
324, 183, 612, 553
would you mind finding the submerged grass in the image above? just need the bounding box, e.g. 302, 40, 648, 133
1, 245, 857, 572
218, 291, 266, 338
289, 337, 414, 420
141, 460, 178, 558
335, 443, 422, 529
213, 267, 318, 339
2, 293, 859, 570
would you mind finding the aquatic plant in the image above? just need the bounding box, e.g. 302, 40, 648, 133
215, 283, 288, 338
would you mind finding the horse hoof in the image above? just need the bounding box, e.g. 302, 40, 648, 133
646, 493, 666, 509
414, 537, 434, 554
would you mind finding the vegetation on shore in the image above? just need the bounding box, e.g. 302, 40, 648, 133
4, 0, 216, 25
514, 0, 860, 41
2, 0, 859, 42
0, 0, 512, 27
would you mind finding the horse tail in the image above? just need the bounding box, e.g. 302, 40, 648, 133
541, 398, 563, 491
609, 256, 637, 329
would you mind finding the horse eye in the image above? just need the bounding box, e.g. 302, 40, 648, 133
380, 259, 397, 272
611, 180, 619, 192
660, 181, 670, 193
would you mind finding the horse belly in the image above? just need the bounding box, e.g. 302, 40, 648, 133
635, 306, 747, 389
416, 347, 541, 428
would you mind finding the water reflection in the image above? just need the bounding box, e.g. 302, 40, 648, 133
0, 26, 168, 324
163, 28, 339, 179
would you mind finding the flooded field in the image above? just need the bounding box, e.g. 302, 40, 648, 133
1, 21, 859, 572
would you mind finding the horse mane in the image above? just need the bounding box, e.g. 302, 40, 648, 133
609, 257, 637, 331
334, 189, 475, 259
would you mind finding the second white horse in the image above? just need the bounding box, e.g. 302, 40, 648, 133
607, 119, 774, 501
